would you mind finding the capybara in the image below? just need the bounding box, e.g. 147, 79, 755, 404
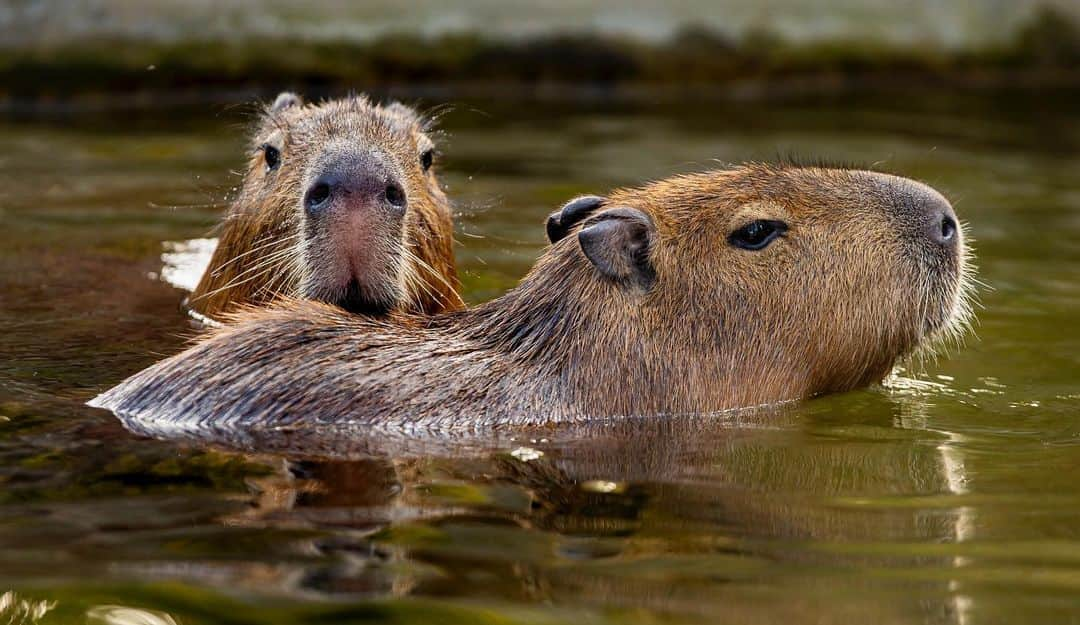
93, 164, 974, 428
188, 92, 463, 319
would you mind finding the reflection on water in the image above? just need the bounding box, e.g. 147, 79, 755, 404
160, 238, 219, 326
1, 92, 1079, 624
0, 592, 55, 625
105, 393, 986, 623
87, 606, 179, 625
159, 238, 215, 294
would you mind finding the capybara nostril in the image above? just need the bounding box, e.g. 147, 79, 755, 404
304, 179, 334, 215
890, 179, 959, 249
384, 183, 406, 209
926, 205, 959, 247
938, 214, 957, 244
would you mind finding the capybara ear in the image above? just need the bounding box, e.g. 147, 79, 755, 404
577, 207, 656, 289
546, 195, 606, 243
384, 101, 421, 123
271, 92, 303, 113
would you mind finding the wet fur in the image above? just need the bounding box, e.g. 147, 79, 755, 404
95, 164, 973, 429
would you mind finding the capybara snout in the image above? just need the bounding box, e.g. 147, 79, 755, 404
877, 174, 960, 252
299, 143, 413, 315
873, 174, 967, 339
302, 147, 408, 218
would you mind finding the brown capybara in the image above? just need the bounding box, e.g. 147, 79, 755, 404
188, 92, 464, 319
93, 164, 974, 428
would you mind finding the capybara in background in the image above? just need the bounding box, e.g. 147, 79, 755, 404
188, 92, 463, 319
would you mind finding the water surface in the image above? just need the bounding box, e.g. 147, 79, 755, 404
1, 92, 1078, 624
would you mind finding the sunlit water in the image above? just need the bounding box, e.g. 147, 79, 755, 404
1, 92, 1078, 624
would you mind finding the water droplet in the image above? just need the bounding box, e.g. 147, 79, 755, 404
582, 480, 623, 494
510, 447, 543, 462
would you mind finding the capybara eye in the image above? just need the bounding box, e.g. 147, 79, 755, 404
420, 149, 434, 171
729, 219, 788, 251
263, 144, 281, 171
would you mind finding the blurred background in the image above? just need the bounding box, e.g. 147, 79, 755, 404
2, 3, 1080, 625
2, 0, 1079, 106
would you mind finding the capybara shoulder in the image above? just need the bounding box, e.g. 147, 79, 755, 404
188, 92, 462, 320
95, 164, 974, 429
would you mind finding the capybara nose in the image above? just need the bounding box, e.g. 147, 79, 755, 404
305, 163, 406, 217
922, 197, 959, 248
886, 176, 959, 249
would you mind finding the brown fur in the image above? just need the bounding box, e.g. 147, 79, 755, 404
188, 93, 462, 319
94, 164, 974, 429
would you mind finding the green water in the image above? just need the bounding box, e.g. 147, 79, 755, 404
1, 92, 1078, 624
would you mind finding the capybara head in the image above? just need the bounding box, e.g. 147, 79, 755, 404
525, 164, 973, 408
189, 92, 462, 319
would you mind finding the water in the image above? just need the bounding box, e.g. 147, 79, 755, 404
1, 92, 1079, 624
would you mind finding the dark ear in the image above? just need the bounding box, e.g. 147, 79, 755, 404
577, 207, 656, 289
271, 92, 303, 113
546, 195, 606, 243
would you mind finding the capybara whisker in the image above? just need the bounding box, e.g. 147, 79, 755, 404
191, 247, 301, 302
211, 233, 301, 275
